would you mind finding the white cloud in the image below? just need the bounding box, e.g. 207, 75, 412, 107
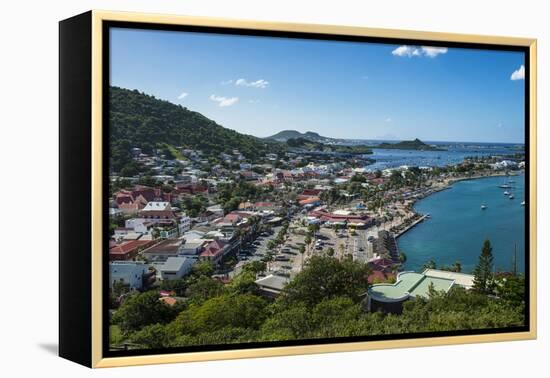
177, 92, 189, 100
392, 45, 448, 58
392, 45, 420, 57
510, 65, 525, 80
209, 95, 239, 107
421, 46, 448, 58
235, 78, 270, 88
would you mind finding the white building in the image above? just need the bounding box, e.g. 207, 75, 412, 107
491, 160, 519, 170
142, 201, 171, 212
159, 257, 196, 281
180, 240, 207, 256
183, 230, 206, 242
125, 218, 154, 234
109, 261, 149, 290
178, 214, 191, 233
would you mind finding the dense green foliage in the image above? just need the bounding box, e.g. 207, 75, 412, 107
109, 86, 283, 173
179, 195, 208, 218
216, 180, 273, 213
110, 253, 525, 350
280, 256, 370, 307
111, 291, 181, 333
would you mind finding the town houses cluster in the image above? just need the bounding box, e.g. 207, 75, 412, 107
109, 145, 525, 303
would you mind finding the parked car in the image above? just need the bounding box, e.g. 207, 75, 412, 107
275, 255, 290, 261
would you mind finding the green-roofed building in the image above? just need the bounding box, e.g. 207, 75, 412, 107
365, 269, 475, 314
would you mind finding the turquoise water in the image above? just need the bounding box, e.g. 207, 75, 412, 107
398, 174, 526, 274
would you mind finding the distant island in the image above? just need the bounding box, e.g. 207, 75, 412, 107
266, 130, 341, 144
267, 131, 444, 152
374, 138, 446, 151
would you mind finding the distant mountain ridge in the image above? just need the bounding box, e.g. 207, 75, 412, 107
266, 130, 338, 143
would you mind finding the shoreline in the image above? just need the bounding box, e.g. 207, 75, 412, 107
392, 170, 524, 240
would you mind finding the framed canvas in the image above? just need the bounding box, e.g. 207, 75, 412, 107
59, 10, 537, 368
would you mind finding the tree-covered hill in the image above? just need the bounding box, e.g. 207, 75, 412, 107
375, 138, 446, 151
109, 86, 282, 173
266, 130, 339, 143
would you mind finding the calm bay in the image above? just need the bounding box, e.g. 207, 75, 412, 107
398, 173, 526, 273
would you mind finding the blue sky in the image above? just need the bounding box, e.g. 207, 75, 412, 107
110, 28, 525, 143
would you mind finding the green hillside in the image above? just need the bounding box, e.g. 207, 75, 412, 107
109, 86, 281, 174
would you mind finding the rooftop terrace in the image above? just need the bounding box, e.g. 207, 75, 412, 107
368, 269, 473, 303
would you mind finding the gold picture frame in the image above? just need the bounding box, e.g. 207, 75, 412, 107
59, 10, 537, 368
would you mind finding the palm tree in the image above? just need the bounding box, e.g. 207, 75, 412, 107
452, 261, 462, 273
304, 235, 312, 256
423, 259, 437, 270
299, 244, 306, 269
338, 243, 346, 260
234, 228, 245, 253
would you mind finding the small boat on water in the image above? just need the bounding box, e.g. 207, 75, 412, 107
481, 204, 488, 210
521, 201, 526, 206
425, 214, 431, 219
504, 191, 510, 195
499, 184, 512, 189
509, 194, 515, 199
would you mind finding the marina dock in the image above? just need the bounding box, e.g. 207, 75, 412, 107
395, 214, 428, 238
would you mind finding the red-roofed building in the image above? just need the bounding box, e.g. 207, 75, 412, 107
159, 296, 178, 307
254, 202, 276, 211
223, 213, 243, 224
369, 178, 387, 186
299, 197, 321, 207
200, 240, 228, 265
109, 239, 155, 261
117, 200, 147, 214
132, 186, 157, 202
175, 183, 209, 196
307, 208, 374, 228
113, 189, 149, 215
302, 189, 323, 196
368, 258, 397, 273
